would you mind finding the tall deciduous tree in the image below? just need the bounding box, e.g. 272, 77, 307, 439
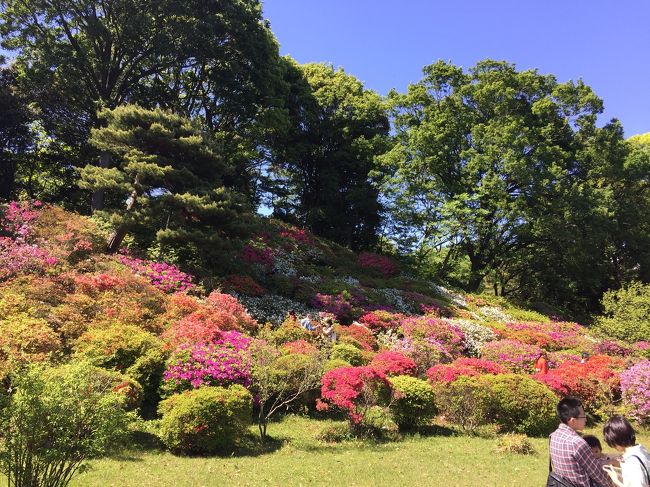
0, 0, 282, 209
264, 59, 389, 250
376, 60, 604, 291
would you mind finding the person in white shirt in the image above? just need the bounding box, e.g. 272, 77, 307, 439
603, 415, 650, 487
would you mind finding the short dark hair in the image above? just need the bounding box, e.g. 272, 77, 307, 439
582, 434, 602, 451
557, 397, 583, 424
603, 415, 636, 448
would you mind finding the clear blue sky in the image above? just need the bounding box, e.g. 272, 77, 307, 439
263, 0, 649, 137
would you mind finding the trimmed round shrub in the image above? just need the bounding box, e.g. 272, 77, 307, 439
330, 343, 365, 366
620, 360, 650, 425
158, 385, 253, 455
480, 339, 542, 373
435, 374, 557, 436
426, 357, 506, 384
389, 375, 436, 428
324, 358, 352, 371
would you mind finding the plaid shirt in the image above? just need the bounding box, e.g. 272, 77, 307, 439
550, 423, 612, 487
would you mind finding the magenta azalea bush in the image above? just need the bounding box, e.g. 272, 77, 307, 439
400, 316, 465, 357
117, 255, 193, 293
162, 331, 252, 394
480, 339, 542, 374
620, 360, 650, 424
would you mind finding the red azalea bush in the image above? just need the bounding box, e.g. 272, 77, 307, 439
358, 310, 403, 332
480, 339, 542, 373
163, 292, 257, 349
279, 227, 314, 246
317, 366, 392, 424
357, 252, 399, 277
534, 354, 625, 414
312, 293, 355, 323
400, 316, 466, 358
370, 351, 417, 377
426, 357, 506, 384
222, 274, 266, 296
336, 323, 377, 351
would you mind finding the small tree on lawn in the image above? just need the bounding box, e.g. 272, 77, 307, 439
0, 361, 130, 487
250, 341, 324, 440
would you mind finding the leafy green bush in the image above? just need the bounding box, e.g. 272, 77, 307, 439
595, 281, 650, 343
435, 374, 556, 436
360, 406, 400, 441
0, 362, 130, 487
389, 375, 436, 429
324, 358, 352, 371
495, 433, 536, 455
330, 343, 365, 366
158, 385, 252, 455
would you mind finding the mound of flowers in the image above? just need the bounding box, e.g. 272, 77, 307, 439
426, 357, 506, 384
480, 339, 542, 373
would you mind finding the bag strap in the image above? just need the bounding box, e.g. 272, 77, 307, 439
630, 455, 650, 484
549, 436, 553, 473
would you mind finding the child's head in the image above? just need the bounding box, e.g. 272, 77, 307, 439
583, 434, 602, 455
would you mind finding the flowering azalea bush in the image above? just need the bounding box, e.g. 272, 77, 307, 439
235, 294, 309, 326
317, 366, 392, 425
312, 292, 355, 323
452, 320, 497, 357
357, 252, 399, 277
493, 321, 588, 351
117, 255, 193, 293
163, 292, 257, 348
620, 360, 650, 425
241, 236, 275, 268
370, 351, 417, 377
0, 238, 58, 281
480, 339, 542, 373
279, 227, 314, 246
534, 355, 625, 415
281, 340, 319, 355
426, 357, 506, 384
358, 310, 404, 332
594, 340, 632, 357
336, 323, 377, 351
400, 316, 466, 358
162, 331, 252, 395
222, 274, 266, 296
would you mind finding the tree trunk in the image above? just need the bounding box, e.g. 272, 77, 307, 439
0, 157, 16, 201
105, 181, 138, 254
91, 152, 111, 212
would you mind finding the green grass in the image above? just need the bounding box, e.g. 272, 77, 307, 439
2, 416, 643, 486
53, 416, 647, 487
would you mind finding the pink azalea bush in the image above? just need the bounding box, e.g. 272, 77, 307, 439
400, 316, 466, 357
117, 255, 193, 293
358, 310, 404, 332
162, 331, 252, 394
358, 252, 399, 277
494, 321, 587, 351
480, 339, 542, 373
620, 360, 650, 424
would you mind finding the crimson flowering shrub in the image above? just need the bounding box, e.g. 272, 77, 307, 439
426, 357, 506, 384
336, 323, 377, 351
357, 252, 399, 277
480, 339, 542, 374
279, 227, 314, 246
400, 316, 465, 358
163, 292, 257, 349
383, 335, 453, 374
317, 366, 392, 424
370, 351, 417, 377
312, 293, 355, 323
494, 321, 587, 351
534, 355, 625, 415
73, 273, 127, 294
241, 236, 275, 268
620, 360, 650, 424
222, 274, 266, 296
358, 310, 403, 332
162, 331, 252, 394
117, 255, 193, 293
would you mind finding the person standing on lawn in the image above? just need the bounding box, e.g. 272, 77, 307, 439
549, 396, 613, 487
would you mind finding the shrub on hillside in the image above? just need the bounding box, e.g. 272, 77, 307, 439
480, 339, 542, 373
330, 343, 365, 366
162, 331, 252, 395
357, 252, 399, 277
452, 320, 497, 357
158, 385, 252, 454
317, 366, 392, 426
400, 316, 465, 358
595, 281, 650, 343
493, 321, 588, 351
358, 310, 403, 332
0, 362, 130, 487
620, 360, 650, 425
235, 294, 309, 326
370, 351, 417, 377
389, 375, 436, 429
426, 357, 506, 384
336, 323, 377, 351
222, 274, 266, 296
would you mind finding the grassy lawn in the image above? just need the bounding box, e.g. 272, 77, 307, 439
50, 416, 647, 487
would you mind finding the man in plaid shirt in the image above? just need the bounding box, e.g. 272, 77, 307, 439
550, 397, 613, 487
